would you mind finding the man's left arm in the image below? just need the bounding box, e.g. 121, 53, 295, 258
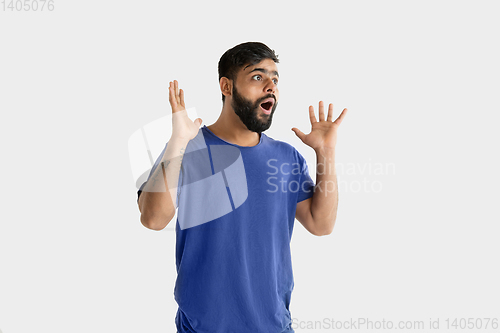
292, 101, 348, 236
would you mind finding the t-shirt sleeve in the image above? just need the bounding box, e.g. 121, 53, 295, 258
296, 149, 315, 203
136, 142, 183, 208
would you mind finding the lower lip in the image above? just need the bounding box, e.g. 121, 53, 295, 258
260, 105, 272, 115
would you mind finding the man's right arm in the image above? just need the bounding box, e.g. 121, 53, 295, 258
138, 80, 202, 231
138, 136, 189, 230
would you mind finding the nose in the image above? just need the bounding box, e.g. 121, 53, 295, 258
264, 78, 277, 94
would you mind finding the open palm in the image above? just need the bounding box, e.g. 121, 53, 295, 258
292, 101, 347, 151
169, 80, 203, 141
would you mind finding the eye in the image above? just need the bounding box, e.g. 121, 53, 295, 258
251, 74, 278, 85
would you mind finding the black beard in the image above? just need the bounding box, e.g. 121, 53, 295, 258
231, 85, 277, 134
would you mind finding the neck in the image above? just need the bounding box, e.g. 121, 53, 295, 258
207, 101, 261, 147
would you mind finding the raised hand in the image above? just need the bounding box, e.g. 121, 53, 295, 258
169, 80, 203, 141
291, 101, 347, 151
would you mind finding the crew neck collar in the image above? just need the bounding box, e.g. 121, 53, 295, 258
202, 125, 266, 148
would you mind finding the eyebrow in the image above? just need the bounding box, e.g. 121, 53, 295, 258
246, 67, 279, 78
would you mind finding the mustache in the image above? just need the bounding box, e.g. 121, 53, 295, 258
257, 94, 277, 104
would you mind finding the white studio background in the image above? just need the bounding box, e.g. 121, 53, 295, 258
1, 1, 499, 333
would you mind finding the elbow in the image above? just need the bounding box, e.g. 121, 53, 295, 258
316, 229, 333, 237
140, 214, 159, 230
318, 228, 334, 236
138, 194, 175, 231
140, 211, 175, 231
314, 219, 336, 236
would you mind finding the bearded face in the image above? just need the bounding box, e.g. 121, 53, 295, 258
231, 83, 277, 134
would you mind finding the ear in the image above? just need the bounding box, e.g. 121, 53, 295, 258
220, 77, 233, 99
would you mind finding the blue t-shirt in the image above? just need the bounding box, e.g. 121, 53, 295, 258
138, 125, 315, 333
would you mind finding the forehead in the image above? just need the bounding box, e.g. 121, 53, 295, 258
240, 58, 279, 76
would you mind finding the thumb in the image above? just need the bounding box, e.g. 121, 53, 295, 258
194, 118, 203, 127
291, 127, 306, 142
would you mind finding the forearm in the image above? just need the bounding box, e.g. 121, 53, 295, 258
139, 136, 190, 230
311, 147, 338, 234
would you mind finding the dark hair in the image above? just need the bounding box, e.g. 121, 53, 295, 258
218, 42, 279, 102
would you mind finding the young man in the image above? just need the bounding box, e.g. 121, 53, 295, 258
137, 42, 347, 333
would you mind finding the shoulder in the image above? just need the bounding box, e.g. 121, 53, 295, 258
263, 134, 306, 161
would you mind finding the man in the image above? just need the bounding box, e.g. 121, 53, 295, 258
137, 42, 347, 333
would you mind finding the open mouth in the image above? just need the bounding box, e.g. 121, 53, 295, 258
261, 102, 273, 111
260, 98, 275, 113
